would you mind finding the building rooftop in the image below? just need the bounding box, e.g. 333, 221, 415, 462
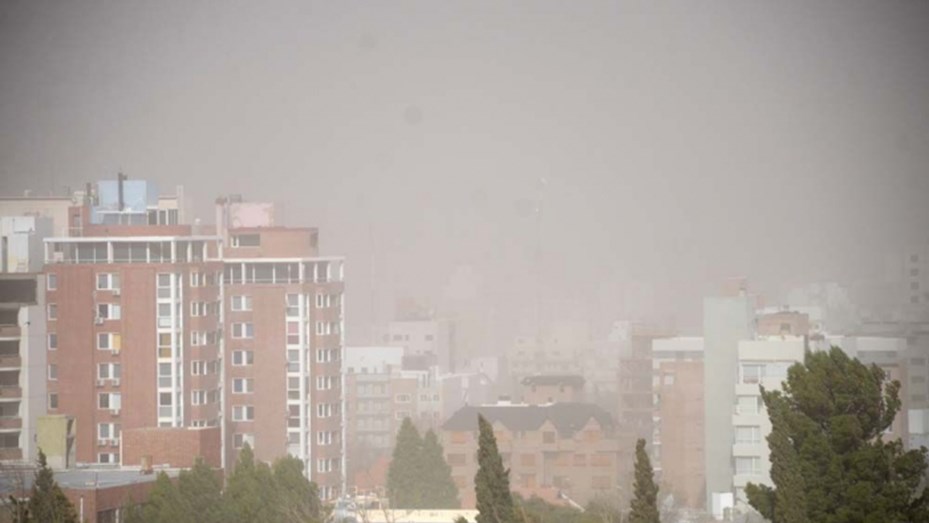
0, 466, 181, 494
442, 402, 614, 437
520, 375, 585, 388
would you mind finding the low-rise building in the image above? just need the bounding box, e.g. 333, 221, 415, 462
441, 402, 619, 508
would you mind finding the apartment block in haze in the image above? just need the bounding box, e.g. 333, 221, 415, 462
43, 179, 224, 465
217, 196, 346, 500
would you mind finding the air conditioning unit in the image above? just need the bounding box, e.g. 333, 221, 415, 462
96, 379, 105, 387
95, 317, 104, 325
109, 439, 120, 448
112, 289, 121, 297
111, 379, 121, 387
111, 409, 120, 416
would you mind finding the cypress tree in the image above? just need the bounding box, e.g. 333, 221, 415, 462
746, 346, 929, 522
421, 429, 460, 508
475, 414, 518, 523
26, 450, 77, 523
386, 417, 425, 509
627, 438, 659, 523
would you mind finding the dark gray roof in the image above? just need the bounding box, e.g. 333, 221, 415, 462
441, 402, 613, 437
521, 375, 585, 388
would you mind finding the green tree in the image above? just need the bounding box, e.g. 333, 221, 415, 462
474, 414, 518, 523
386, 417, 425, 509
627, 439, 659, 523
272, 455, 322, 522
420, 429, 460, 508
178, 457, 226, 523
225, 443, 281, 523
26, 450, 77, 523
142, 472, 190, 523
746, 346, 929, 522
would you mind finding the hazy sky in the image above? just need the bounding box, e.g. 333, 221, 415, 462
2, 1, 928, 343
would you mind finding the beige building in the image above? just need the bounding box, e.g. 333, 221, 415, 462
441, 402, 619, 508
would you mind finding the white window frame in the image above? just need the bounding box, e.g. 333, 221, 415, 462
233, 405, 254, 421
47, 303, 57, 321
47, 273, 58, 291
96, 273, 120, 291
231, 295, 253, 312
232, 350, 254, 366
232, 323, 254, 339
233, 378, 254, 394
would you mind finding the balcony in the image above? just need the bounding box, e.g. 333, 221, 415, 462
0, 418, 22, 430
0, 356, 21, 369
0, 448, 22, 460
0, 387, 22, 400
0, 326, 21, 340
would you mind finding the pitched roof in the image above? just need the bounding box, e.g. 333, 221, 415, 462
521, 375, 585, 388
441, 402, 614, 438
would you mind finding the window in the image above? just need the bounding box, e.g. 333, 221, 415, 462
231, 295, 252, 311
191, 390, 206, 405
395, 394, 411, 403
97, 303, 121, 320
233, 378, 254, 394
97, 333, 121, 351
316, 376, 335, 391
190, 331, 205, 346
735, 426, 762, 444
190, 302, 205, 317
97, 422, 121, 441
231, 234, 260, 247
47, 303, 57, 320
98, 392, 121, 410
316, 403, 333, 418
48, 393, 58, 410
191, 360, 203, 376
317, 431, 335, 445
97, 453, 118, 464
233, 350, 254, 366
737, 396, 763, 415
96, 273, 120, 291
47, 273, 57, 291
735, 456, 761, 475
233, 405, 254, 421
97, 363, 121, 380
232, 323, 254, 339
233, 433, 254, 449
48, 333, 57, 351
48, 364, 57, 381
740, 364, 764, 384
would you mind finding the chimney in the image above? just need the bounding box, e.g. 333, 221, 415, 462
117, 172, 127, 211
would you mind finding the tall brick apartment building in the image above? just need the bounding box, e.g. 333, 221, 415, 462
40, 180, 345, 500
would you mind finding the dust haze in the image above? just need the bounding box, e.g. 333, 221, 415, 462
2, 1, 928, 345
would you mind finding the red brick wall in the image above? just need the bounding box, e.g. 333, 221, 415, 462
122, 426, 221, 468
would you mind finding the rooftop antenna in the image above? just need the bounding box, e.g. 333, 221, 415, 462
117, 171, 127, 211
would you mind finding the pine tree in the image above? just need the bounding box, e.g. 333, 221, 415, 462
627, 439, 659, 523
474, 414, 518, 523
272, 455, 322, 522
386, 417, 425, 509
420, 429, 460, 509
746, 346, 929, 522
177, 457, 226, 523
225, 443, 282, 523
26, 450, 77, 523
143, 471, 190, 523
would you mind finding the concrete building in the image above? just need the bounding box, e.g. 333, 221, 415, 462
730, 336, 806, 509
519, 375, 585, 405
1, 216, 55, 273
702, 282, 755, 511
441, 402, 619, 508
218, 197, 345, 501
0, 274, 47, 464
386, 319, 455, 372
651, 336, 704, 509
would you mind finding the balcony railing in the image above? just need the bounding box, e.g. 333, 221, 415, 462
0, 387, 22, 399
0, 356, 22, 368
0, 418, 22, 430
0, 448, 22, 460
0, 326, 21, 339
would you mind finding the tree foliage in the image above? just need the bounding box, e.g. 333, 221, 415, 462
746, 346, 929, 523
627, 439, 659, 523
23, 450, 78, 523
421, 429, 460, 508
386, 418, 459, 509
475, 414, 518, 523
386, 417, 425, 509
